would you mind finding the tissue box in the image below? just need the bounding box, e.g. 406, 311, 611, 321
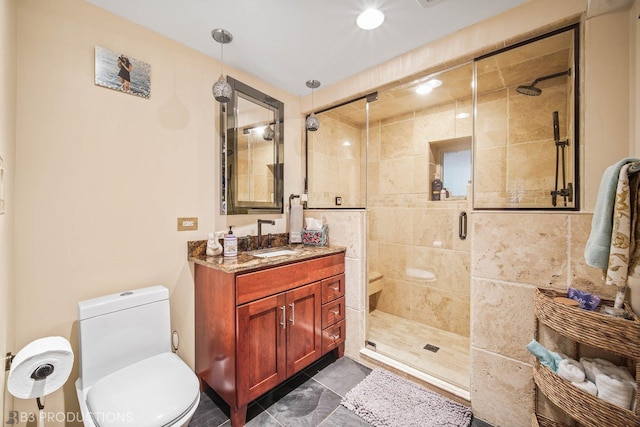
302, 224, 328, 246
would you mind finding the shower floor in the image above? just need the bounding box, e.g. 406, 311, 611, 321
367, 309, 470, 391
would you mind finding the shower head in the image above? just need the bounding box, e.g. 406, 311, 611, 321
516, 69, 572, 96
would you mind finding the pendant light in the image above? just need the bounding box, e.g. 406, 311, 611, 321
305, 80, 321, 132
263, 124, 275, 141
211, 28, 233, 103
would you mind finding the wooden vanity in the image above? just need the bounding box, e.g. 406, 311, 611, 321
190, 245, 346, 426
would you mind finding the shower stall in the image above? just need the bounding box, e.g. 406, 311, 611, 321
305, 64, 474, 396
363, 65, 473, 395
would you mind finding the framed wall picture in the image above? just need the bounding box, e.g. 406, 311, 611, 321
94, 46, 151, 98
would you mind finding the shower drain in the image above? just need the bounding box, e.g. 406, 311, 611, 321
423, 343, 440, 353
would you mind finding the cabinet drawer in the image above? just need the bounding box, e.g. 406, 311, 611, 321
322, 319, 345, 353
321, 274, 345, 304
321, 297, 345, 329
237, 253, 345, 304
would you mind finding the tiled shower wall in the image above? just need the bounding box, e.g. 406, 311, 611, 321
367, 100, 473, 337
469, 211, 616, 426
306, 110, 366, 208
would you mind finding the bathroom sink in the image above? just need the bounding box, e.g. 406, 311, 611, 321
250, 249, 300, 258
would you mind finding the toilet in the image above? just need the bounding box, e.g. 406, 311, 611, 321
75, 285, 200, 427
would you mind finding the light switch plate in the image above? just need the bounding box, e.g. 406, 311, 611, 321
177, 217, 198, 231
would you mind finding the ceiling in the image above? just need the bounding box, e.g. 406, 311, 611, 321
83, 0, 527, 96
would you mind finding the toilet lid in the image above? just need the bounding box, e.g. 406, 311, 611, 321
86, 352, 199, 427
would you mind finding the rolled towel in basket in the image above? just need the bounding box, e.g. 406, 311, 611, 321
596, 372, 636, 409
580, 357, 614, 383
572, 380, 598, 396
558, 358, 585, 383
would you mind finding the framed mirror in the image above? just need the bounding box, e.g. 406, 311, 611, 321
473, 24, 579, 210
221, 77, 284, 214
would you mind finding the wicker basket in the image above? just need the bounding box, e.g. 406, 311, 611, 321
532, 413, 567, 427
535, 288, 640, 359
534, 288, 640, 427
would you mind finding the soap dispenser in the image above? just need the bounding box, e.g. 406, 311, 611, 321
223, 226, 238, 257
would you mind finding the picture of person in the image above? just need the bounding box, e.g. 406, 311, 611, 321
117, 55, 132, 92
95, 46, 151, 99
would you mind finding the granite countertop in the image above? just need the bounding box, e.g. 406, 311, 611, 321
188, 242, 345, 274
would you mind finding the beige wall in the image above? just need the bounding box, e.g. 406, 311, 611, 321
1, 0, 17, 422
12, 0, 300, 424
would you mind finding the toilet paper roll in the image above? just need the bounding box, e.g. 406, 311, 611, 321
8, 336, 74, 399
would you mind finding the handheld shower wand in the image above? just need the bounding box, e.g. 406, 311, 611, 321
550, 111, 572, 207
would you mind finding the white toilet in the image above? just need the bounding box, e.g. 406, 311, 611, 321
75, 285, 200, 427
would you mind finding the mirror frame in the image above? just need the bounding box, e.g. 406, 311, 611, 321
472, 24, 580, 211
221, 76, 285, 215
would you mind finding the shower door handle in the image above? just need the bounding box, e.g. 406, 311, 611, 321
459, 211, 467, 240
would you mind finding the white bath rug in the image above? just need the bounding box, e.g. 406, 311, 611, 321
341, 368, 472, 427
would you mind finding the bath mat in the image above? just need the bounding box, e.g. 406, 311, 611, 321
341, 368, 472, 427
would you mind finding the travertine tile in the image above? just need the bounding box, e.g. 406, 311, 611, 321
471, 279, 535, 362
472, 212, 568, 288
470, 347, 535, 427
411, 285, 470, 336
374, 278, 412, 317
380, 118, 414, 160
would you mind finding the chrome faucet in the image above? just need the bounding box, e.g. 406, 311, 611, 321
257, 219, 275, 249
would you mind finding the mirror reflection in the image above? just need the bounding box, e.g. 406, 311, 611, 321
474, 25, 578, 209
222, 77, 284, 214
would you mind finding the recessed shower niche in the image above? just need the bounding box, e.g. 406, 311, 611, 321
473, 24, 579, 210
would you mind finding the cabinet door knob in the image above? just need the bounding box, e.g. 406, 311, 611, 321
280, 306, 286, 329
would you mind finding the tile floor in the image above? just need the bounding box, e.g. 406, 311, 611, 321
188, 353, 492, 427
368, 310, 471, 391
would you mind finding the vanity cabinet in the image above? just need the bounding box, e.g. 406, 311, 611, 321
194, 251, 345, 427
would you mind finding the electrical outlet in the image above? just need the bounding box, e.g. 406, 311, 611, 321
177, 217, 198, 231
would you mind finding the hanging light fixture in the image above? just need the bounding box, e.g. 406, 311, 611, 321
263, 124, 275, 141
211, 28, 233, 103
305, 80, 321, 132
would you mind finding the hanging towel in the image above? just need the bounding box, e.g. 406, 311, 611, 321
289, 204, 303, 244
585, 158, 640, 270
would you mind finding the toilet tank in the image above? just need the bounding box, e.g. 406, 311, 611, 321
77, 285, 171, 389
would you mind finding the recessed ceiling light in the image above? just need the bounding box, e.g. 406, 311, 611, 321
342, 141, 352, 146
357, 9, 385, 30
415, 84, 433, 95
427, 78, 442, 88
456, 112, 470, 119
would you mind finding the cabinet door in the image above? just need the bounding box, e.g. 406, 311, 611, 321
286, 281, 322, 376
237, 293, 287, 405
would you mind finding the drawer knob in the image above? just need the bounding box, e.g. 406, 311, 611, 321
331, 309, 340, 315
330, 286, 340, 291
331, 334, 340, 340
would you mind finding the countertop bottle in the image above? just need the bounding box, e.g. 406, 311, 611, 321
431, 176, 443, 201
223, 226, 238, 257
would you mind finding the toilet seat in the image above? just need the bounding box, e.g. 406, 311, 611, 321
86, 352, 199, 427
